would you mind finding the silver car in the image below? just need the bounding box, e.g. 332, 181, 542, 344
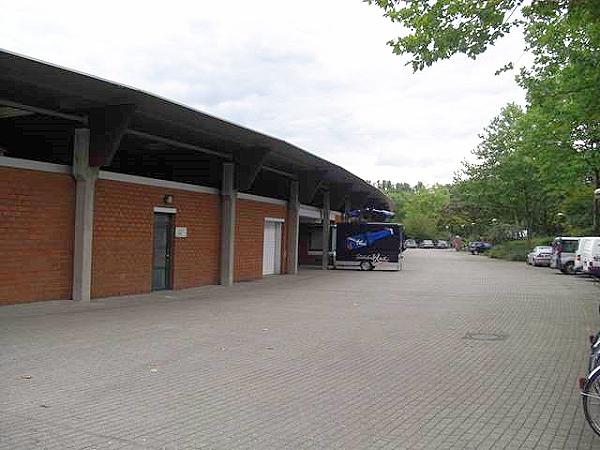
526, 246, 552, 266
420, 239, 435, 249
404, 239, 417, 249
436, 240, 449, 249
550, 237, 580, 274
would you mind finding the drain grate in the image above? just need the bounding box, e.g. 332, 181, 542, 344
464, 332, 507, 341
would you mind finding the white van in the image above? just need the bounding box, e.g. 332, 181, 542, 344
581, 237, 600, 276
550, 237, 580, 274
575, 237, 594, 272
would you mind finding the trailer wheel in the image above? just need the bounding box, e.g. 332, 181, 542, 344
360, 261, 372, 271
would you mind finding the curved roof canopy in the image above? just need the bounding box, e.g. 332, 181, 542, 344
0, 50, 391, 210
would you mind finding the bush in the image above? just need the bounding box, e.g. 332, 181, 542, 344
487, 237, 553, 261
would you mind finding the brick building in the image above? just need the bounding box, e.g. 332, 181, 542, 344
0, 51, 391, 305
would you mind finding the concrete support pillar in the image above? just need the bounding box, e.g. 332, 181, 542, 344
286, 180, 300, 274
322, 190, 330, 270
220, 163, 236, 286
72, 129, 98, 302
343, 196, 351, 222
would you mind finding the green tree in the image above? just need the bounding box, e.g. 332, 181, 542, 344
384, 183, 451, 239
368, 0, 600, 232
366, 0, 600, 74
452, 103, 590, 237
520, 1, 600, 226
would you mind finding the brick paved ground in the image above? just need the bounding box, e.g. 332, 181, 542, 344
1, 250, 600, 449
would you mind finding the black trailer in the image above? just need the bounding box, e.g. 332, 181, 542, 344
333, 222, 404, 271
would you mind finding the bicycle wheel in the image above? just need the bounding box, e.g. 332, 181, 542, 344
590, 347, 600, 374
583, 368, 600, 436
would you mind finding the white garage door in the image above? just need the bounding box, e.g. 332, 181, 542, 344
263, 220, 282, 275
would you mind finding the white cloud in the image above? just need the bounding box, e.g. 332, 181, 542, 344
0, 0, 526, 185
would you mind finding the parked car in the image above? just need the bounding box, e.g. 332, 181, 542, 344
580, 237, 600, 276
467, 241, 492, 255
468, 241, 493, 254
550, 236, 580, 274
436, 240, 449, 249
526, 246, 552, 266
575, 238, 593, 272
420, 239, 435, 248
404, 239, 418, 249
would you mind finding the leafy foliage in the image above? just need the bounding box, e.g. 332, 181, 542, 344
366, 0, 524, 71
487, 236, 553, 261
455, 103, 591, 236
377, 181, 452, 239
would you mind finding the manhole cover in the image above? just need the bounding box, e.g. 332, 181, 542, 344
464, 332, 507, 341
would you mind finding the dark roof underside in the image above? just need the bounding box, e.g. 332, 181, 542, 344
0, 50, 391, 210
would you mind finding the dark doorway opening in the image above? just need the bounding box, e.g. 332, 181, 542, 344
152, 212, 174, 290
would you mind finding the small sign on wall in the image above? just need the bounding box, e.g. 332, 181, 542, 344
175, 227, 188, 238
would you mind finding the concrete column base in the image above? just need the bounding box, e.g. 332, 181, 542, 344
72, 129, 98, 302
322, 190, 330, 270
220, 163, 236, 286
286, 180, 299, 274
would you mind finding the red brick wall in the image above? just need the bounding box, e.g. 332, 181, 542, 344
92, 179, 220, 298
0, 170, 291, 303
235, 199, 287, 281
0, 166, 75, 304
298, 231, 318, 265
171, 190, 220, 290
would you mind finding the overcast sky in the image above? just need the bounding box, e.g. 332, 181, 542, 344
1, 0, 526, 186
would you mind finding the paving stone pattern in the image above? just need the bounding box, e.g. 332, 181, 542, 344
1, 250, 600, 449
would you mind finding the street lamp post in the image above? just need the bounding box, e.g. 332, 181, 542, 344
594, 188, 600, 233
556, 212, 567, 235
490, 218, 498, 242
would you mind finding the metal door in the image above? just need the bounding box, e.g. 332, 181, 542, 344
152, 213, 174, 290
262, 220, 282, 275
